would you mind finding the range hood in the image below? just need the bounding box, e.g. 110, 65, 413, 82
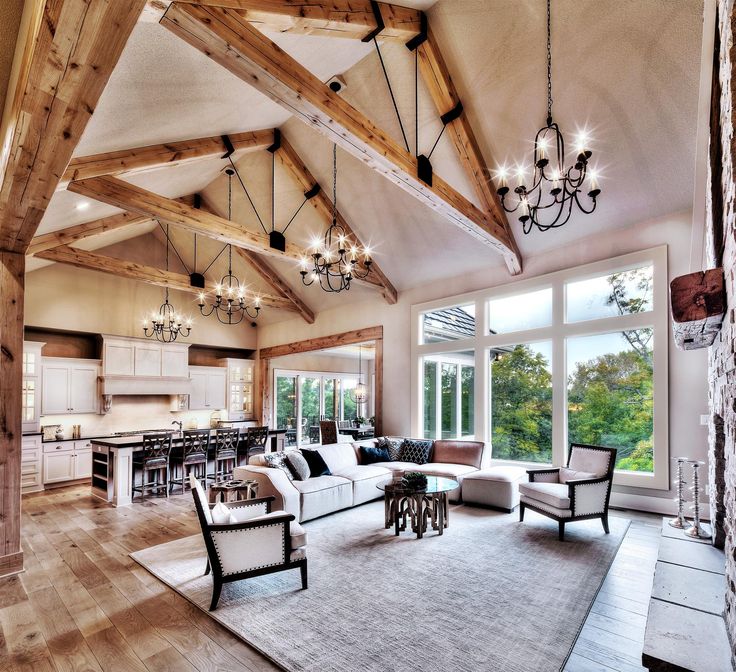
99, 375, 192, 396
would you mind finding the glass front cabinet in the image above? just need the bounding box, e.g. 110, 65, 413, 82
22, 341, 44, 433
221, 358, 255, 421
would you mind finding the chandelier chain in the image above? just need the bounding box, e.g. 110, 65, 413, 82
546, 0, 553, 124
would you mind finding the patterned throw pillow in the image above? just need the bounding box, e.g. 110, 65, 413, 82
264, 452, 294, 481
286, 451, 311, 481
377, 436, 403, 461
399, 439, 433, 465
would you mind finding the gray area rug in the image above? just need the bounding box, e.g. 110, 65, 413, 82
131, 502, 629, 672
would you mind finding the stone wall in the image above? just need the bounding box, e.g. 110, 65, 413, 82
710, 0, 736, 654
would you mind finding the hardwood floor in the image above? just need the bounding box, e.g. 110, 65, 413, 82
1, 485, 659, 672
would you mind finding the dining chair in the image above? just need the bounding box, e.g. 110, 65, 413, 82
169, 429, 210, 494
132, 433, 172, 500
208, 428, 240, 483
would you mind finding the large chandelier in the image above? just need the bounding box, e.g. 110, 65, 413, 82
143, 223, 192, 343
496, 0, 601, 234
300, 144, 372, 293
349, 344, 368, 404
198, 169, 261, 324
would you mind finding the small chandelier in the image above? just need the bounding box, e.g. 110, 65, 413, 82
198, 168, 261, 325
496, 0, 601, 234
349, 344, 368, 404
143, 223, 192, 343
300, 144, 372, 293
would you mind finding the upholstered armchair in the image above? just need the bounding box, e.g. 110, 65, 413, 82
518, 444, 617, 541
189, 474, 308, 610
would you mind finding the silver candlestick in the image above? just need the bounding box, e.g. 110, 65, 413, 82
668, 457, 689, 529
684, 460, 711, 539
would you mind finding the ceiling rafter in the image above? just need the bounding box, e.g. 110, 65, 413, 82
0, 0, 147, 254
159, 3, 522, 275
275, 134, 398, 304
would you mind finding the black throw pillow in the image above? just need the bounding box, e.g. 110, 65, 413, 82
300, 448, 332, 477
359, 445, 390, 465
399, 438, 433, 465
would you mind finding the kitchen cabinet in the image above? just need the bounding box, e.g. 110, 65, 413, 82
21, 435, 43, 493
102, 335, 190, 378
220, 358, 255, 421
41, 358, 100, 415
22, 342, 44, 433
43, 440, 93, 484
188, 366, 227, 410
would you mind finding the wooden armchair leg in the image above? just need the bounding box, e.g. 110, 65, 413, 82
300, 561, 308, 590
209, 579, 223, 611
601, 514, 610, 534
558, 521, 565, 541
519, 503, 525, 522
204, 558, 210, 575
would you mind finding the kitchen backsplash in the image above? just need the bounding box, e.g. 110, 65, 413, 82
39, 395, 223, 439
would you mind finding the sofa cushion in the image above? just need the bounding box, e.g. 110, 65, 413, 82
399, 438, 433, 464
431, 440, 485, 469
333, 465, 392, 483
293, 476, 353, 522
464, 466, 527, 483
371, 461, 421, 473
264, 452, 294, 481
300, 448, 332, 477
559, 467, 596, 484
518, 482, 571, 509
292, 475, 352, 495
316, 443, 358, 473
333, 465, 392, 506
410, 463, 477, 481
286, 451, 311, 481
359, 445, 390, 464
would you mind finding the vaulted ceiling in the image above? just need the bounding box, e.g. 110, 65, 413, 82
16, 0, 704, 325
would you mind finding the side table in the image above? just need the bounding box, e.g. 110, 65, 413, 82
208, 479, 259, 504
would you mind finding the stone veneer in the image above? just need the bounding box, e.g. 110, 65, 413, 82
710, 0, 736, 656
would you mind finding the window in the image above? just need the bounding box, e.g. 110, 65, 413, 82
275, 375, 297, 435
324, 379, 337, 420
412, 247, 668, 489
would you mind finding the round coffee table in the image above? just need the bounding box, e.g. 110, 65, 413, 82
377, 476, 458, 539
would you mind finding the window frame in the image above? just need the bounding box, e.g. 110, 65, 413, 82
411, 246, 669, 489
421, 351, 477, 440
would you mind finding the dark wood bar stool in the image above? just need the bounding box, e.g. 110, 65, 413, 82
208, 428, 240, 484
132, 433, 172, 500
169, 430, 210, 494
239, 425, 269, 466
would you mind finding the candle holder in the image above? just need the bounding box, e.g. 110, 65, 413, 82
668, 457, 689, 529
684, 460, 711, 539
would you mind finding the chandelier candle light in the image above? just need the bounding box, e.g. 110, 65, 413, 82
198, 168, 261, 325
301, 143, 372, 293
496, 0, 601, 234
349, 344, 368, 404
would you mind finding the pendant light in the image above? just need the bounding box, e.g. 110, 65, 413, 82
349, 344, 368, 404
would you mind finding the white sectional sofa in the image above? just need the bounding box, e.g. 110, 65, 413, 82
234, 438, 487, 523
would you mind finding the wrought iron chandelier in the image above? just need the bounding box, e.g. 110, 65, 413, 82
300, 143, 372, 293
143, 223, 192, 343
348, 344, 368, 404
496, 0, 601, 234
198, 169, 261, 324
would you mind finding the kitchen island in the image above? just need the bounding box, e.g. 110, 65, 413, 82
91, 428, 286, 507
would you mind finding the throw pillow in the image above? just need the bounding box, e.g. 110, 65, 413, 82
264, 452, 295, 481
559, 467, 596, 483
360, 445, 390, 465
286, 451, 311, 481
399, 438, 433, 465
377, 436, 403, 461
300, 448, 332, 477
211, 501, 231, 525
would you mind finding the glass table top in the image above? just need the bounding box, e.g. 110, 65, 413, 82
377, 475, 459, 494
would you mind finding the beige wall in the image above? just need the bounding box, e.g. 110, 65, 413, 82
257, 210, 709, 500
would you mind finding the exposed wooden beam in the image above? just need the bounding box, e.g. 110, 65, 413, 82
0, 0, 146, 254
259, 325, 383, 359
276, 135, 398, 304
67, 175, 387, 291
417, 27, 521, 273
27, 212, 151, 256
161, 4, 521, 274
147, 0, 421, 40
35, 245, 296, 312
60, 129, 274, 190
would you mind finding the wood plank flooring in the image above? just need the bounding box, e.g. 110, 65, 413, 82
0, 485, 660, 672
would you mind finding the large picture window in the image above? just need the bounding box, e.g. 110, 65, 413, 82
412, 247, 668, 489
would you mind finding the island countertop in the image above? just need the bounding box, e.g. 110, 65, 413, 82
90, 427, 286, 449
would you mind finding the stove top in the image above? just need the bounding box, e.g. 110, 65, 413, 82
111, 429, 174, 436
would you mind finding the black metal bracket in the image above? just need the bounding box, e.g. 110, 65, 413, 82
190, 272, 206, 289
220, 134, 236, 159
304, 183, 321, 200
405, 12, 428, 51
440, 100, 463, 126
417, 154, 433, 186
269, 230, 286, 252
193, 193, 202, 210
361, 1, 385, 43
266, 128, 281, 153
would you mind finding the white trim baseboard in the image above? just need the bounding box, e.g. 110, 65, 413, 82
610, 492, 711, 521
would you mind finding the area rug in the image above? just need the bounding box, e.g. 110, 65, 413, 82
131, 502, 629, 672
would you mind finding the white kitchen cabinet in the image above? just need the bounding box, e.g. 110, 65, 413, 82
43, 440, 93, 484
134, 342, 162, 376
21, 435, 43, 493
101, 335, 190, 379
103, 340, 135, 375
73, 441, 93, 479
41, 358, 100, 415
188, 366, 227, 410
220, 358, 255, 421
22, 342, 44, 433
161, 347, 189, 377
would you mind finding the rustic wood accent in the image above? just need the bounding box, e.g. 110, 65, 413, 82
148, 0, 421, 40
710, 19, 725, 267
27, 212, 151, 256
35, 245, 296, 312
416, 27, 521, 274
670, 269, 726, 350
161, 4, 522, 273
0, 252, 25, 577
258, 356, 270, 426
59, 129, 274, 189
374, 337, 383, 435
276, 135, 398, 304
0, 0, 146, 254
24, 328, 99, 359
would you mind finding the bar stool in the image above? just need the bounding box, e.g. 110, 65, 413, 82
132, 433, 172, 500
208, 428, 239, 484
169, 429, 210, 494
239, 425, 269, 466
